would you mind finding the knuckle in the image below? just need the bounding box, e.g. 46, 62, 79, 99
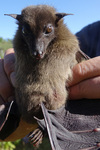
4, 53, 15, 76
5, 48, 14, 55
76, 63, 86, 78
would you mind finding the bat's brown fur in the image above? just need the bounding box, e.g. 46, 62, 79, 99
13, 5, 79, 123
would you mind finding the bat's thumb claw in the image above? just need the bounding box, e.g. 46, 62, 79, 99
34, 116, 40, 121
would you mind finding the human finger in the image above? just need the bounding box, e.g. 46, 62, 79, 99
68, 56, 100, 86
4, 48, 15, 78
0, 59, 14, 102
4, 48, 15, 87
69, 76, 100, 100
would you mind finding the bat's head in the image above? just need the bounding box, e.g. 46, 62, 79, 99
5, 5, 72, 59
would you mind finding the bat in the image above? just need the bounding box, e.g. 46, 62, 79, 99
0, 101, 20, 140
3, 5, 100, 150
5, 5, 79, 124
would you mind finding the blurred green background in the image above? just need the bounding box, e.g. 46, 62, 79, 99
0, 37, 12, 58
0, 37, 51, 150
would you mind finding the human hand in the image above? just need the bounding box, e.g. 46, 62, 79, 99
0, 48, 15, 104
68, 56, 100, 99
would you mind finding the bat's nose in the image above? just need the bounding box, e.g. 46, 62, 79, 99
33, 50, 44, 59
32, 40, 45, 59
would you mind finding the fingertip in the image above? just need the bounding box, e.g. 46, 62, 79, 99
72, 62, 87, 79
4, 48, 14, 56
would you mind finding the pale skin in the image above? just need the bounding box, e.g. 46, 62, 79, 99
68, 56, 100, 99
0, 48, 100, 141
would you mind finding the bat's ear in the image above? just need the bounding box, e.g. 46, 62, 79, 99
55, 13, 73, 23
4, 14, 22, 22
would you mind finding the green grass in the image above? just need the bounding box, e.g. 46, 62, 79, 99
0, 38, 13, 58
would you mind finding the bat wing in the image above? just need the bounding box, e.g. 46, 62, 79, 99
37, 101, 100, 150
35, 50, 100, 150
0, 101, 20, 140
76, 49, 90, 62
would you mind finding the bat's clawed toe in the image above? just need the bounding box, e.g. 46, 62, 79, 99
28, 128, 43, 147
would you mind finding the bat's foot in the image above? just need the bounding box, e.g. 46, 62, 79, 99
28, 127, 43, 147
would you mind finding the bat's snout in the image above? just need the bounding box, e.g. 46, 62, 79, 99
31, 39, 46, 59
33, 50, 44, 59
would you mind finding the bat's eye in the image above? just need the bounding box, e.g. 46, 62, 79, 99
45, 25, 53, 34
22, 26, 27, 35
22, 26, 25, 34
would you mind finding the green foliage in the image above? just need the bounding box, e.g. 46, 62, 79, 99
0, 37, 3, 42
0, 37, 13, 58
0, 137, 51, 150
0, 141, 16, 150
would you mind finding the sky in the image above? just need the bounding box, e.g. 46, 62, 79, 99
0, 0, 100, 39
